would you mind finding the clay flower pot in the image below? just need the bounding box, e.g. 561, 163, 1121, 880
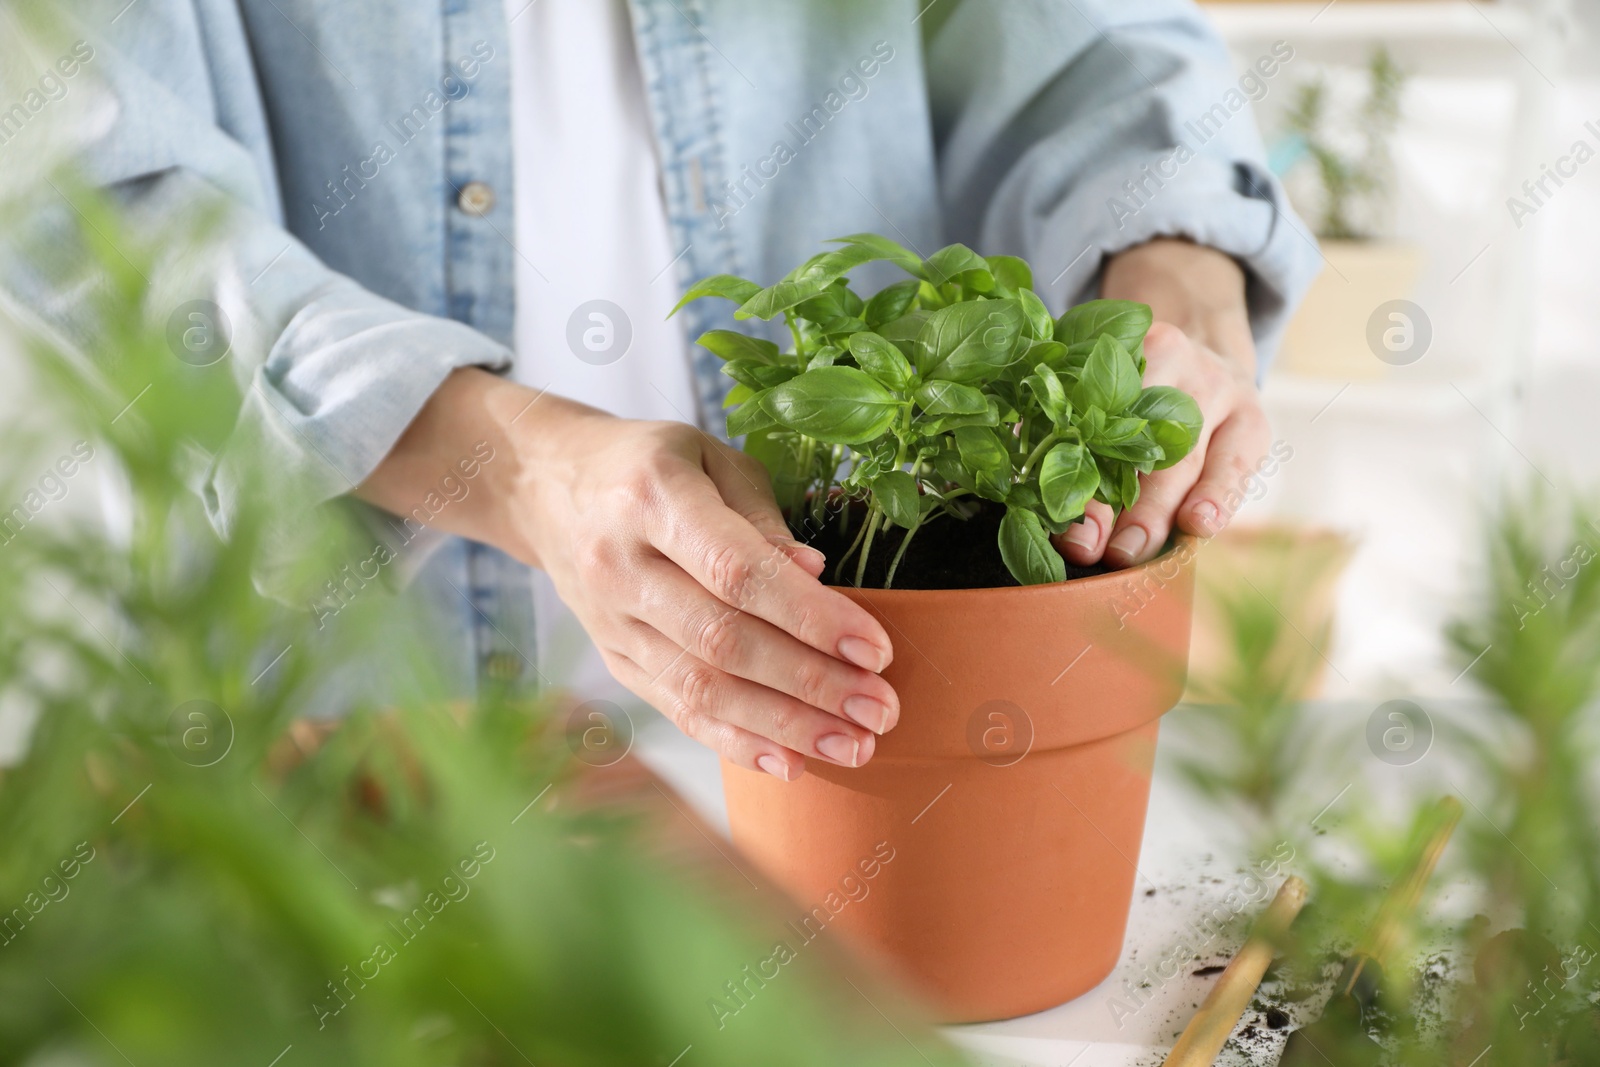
721, 537, 1198, 1022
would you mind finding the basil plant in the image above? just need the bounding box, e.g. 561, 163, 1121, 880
674, 234, 1203, 588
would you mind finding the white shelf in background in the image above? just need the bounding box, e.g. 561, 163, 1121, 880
1202, 1, 1544, 75
1260, 370, 1499, 420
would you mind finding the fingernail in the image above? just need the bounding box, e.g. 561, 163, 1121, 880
837, 635, 887, 672
1063, 515, 1099, 553
1192, 501, 1223, 534
816, 732, 861, 766
756, 754, 795, 780
775, 537, 825, 563
1107, 526, 1148, 564
843, 694, 894, 734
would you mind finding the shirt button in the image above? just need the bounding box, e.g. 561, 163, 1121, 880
457, 181, 496, 217
483, 651, 523, 681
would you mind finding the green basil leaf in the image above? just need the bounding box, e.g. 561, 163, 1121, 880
1129, 384, 1202, 429
1071, 334, 1142, 414
741, 427, 808, 513
876, 309, 929, 359
1092, 460, 1117, 508
671, 273, 762, 317
931, 448, 974, 491
737, 279, 832, 321
1023, 366, 1071, 425
719, 359, 766, 390
1130, 385, 1203, 469
696, 329, 782, 365
1078, 405, 1106, 442
1006, 482, 1041, 510
913, 299, 1027, 383
1147, 422, 1194, 470
861, 279, 922, 328
807, 346, 840, 369
998, 506, 1065, 586
923, 410, 1000, 434
1024, 339, 1069, 370
726, 391, 778, 437
727, 360, 797, 390
816, 317, 867, 339
834, 280, 865, 318
1018, 288, 1055, 341
985, 255, 1033, 294
871, 469, 921, 529
953, 425, 1010, 474
1095, 415, 1148, 445
723, 383, 752, 409
764, 366, 900, 445
1094, 459, 1142, 511
1119, 461, 1141, 509
786, 246, 903, 295
847, 331, 915, 391
923, 243, 993, 289
915, 380, 987, 416
1053, 298, 1153, 355
793, 288, 846, 322
1039, 441, 1100, 524
826, 233, 927, 278
953, 425, 1013, 500
1091, 428, 1164, 466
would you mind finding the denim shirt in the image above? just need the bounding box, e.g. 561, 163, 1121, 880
13, 0, 1317, 700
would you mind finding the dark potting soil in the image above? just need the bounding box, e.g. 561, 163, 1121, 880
793, 499, 1115, 591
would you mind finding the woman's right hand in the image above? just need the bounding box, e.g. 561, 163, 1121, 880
359, 368, 899, 780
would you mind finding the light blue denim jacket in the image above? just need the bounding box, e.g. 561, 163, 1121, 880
10, 0, 1317, 699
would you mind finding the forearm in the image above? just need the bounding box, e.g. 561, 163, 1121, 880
1101, 237, 1257, 379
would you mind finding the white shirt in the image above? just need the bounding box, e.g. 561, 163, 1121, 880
503, 0, 698, 706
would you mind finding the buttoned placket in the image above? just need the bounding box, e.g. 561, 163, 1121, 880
441, 0, 538, 698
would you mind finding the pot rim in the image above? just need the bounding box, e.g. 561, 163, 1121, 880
825, 533, 1200, 601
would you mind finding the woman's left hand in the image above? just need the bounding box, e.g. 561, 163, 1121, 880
1051, 237, 1273, 569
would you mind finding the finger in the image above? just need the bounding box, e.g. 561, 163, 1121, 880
630, 558, 899, 734
647, 468, 895, 673
1052, 499, 1114, 566
1138, 322, 1195, 386
601, 648, 808, 780
702, 440, 827, 577
623, 624, 877, 768
1103, 447, 1206, 569
1176, 407, 1273, 539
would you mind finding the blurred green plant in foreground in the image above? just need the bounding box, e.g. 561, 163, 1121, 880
0, 160, 961, 1067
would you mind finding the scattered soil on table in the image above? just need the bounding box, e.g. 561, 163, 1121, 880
1193, 964, 1228, 977
794, 499, 1117, 590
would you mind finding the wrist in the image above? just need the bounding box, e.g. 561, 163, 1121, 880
358, 368, 584, 569
479, 375, 619, 569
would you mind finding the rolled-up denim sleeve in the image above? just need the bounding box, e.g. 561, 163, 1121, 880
0, 7, 509, 574
923, 0, 1320, 369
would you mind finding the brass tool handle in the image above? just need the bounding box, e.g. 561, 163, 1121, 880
1161, 875, 1310, 1067
1342, 795, 1463, 996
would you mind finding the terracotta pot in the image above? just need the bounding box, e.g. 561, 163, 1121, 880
721, 538, 1198, 1022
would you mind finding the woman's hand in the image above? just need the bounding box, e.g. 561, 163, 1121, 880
1053, 238, 1272, 569
359, 369, 898, 781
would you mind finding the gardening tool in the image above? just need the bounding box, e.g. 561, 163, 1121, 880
1277, 795, 1464, 1067
1161, 875, 1310, 1067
